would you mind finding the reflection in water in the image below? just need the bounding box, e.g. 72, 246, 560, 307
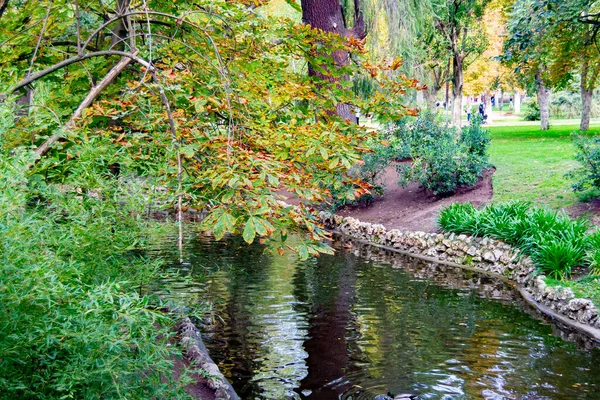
154, 235, 600, 399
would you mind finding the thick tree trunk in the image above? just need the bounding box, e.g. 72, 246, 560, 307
536, 72, 550, 130
514, 90, 521, 114
301, 0, 365, 121
581, 86, 593, 131
451, 54, 463, 127
416, 89, 424, 106
424, 88, 437, 108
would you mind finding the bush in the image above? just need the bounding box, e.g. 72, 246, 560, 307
568, 134, 600, 194
327, 132, 401, 210
550, 90, 600, 120
0, 149, 191, 398
524, 98, 541, 121
438, 201, 592, 279
395, 114, 490, 196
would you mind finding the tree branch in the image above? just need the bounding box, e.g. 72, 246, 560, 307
34, 54, 138, 159
0, 0, 9, 20
11, 50, 152, 92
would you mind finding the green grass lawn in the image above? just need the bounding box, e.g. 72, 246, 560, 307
488, 123, 600, 209
486, 122, 600, 306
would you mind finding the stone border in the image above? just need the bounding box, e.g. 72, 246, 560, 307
177, 317, 239, 400
319, 212, 600, 342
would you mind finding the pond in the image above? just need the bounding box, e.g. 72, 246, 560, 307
155, 234, 600, 399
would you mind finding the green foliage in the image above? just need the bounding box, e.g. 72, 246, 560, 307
0, 0, 417, 257
0, 146, 190, 398
524, 98, 541, 121
395, 114, 490, 195
585, 232, 600, 276
568, 134, 600, 194
533, 240, 585, 279
438, 201, 594, 279
550, 90, 600, 119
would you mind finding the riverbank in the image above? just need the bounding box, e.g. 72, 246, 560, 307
320, 212, 600, 344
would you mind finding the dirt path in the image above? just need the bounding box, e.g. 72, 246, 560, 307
337, 165, 495, 233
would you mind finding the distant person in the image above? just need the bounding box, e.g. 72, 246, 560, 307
509, 98, 514, 109
479, 103, 484, 117
466, 108, 471, 122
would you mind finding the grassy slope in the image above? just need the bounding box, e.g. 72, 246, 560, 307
488, 124, 600, 209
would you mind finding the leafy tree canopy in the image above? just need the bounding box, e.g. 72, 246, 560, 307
0, 0, 417, 257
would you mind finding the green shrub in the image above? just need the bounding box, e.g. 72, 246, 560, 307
438, 201, 591, 279
0, 149, 191, 398
327, 133, 398, 210
395, 114, 490, 196
524, 98, 541, 121
568, 134, 600, 194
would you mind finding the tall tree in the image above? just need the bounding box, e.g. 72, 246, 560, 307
434, 0, 490, 127
542, 0, 600, 130
503, 0, 553, 130
300, 0, 366, 120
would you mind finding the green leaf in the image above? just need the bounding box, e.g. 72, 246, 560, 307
267, 174, 279, 187
319, 147, 329, 160
297, 244, 309, 260
180, 146, 195, 158
253, 217, 267, 236
242, 218, 256, 244
284, 0, 302, 12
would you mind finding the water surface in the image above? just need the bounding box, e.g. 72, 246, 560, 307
155, 235, 600, 399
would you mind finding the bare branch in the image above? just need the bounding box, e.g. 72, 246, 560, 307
0, 0, 9, 20
12, 50, 152, 92
27, 1, 53, 76
34, 54, 137, 159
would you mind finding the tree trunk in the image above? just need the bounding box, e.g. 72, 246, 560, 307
581, 86, 593, 131
451, 53, 463, 127
465, 95, 471, 122
14, 87, 32, 121
111, 0, 131, 50
514, 90, 521, 114
536, 72, 550, 130
581, 59, 593, 131
424, 88, 437, 108
485, 92, 493, 124
301, 0, 365, 121
497, 88, 503, 112
416, 89, 424, 106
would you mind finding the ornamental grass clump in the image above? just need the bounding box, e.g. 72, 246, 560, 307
0, 149, 191, 399
438, 201, 593, 279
